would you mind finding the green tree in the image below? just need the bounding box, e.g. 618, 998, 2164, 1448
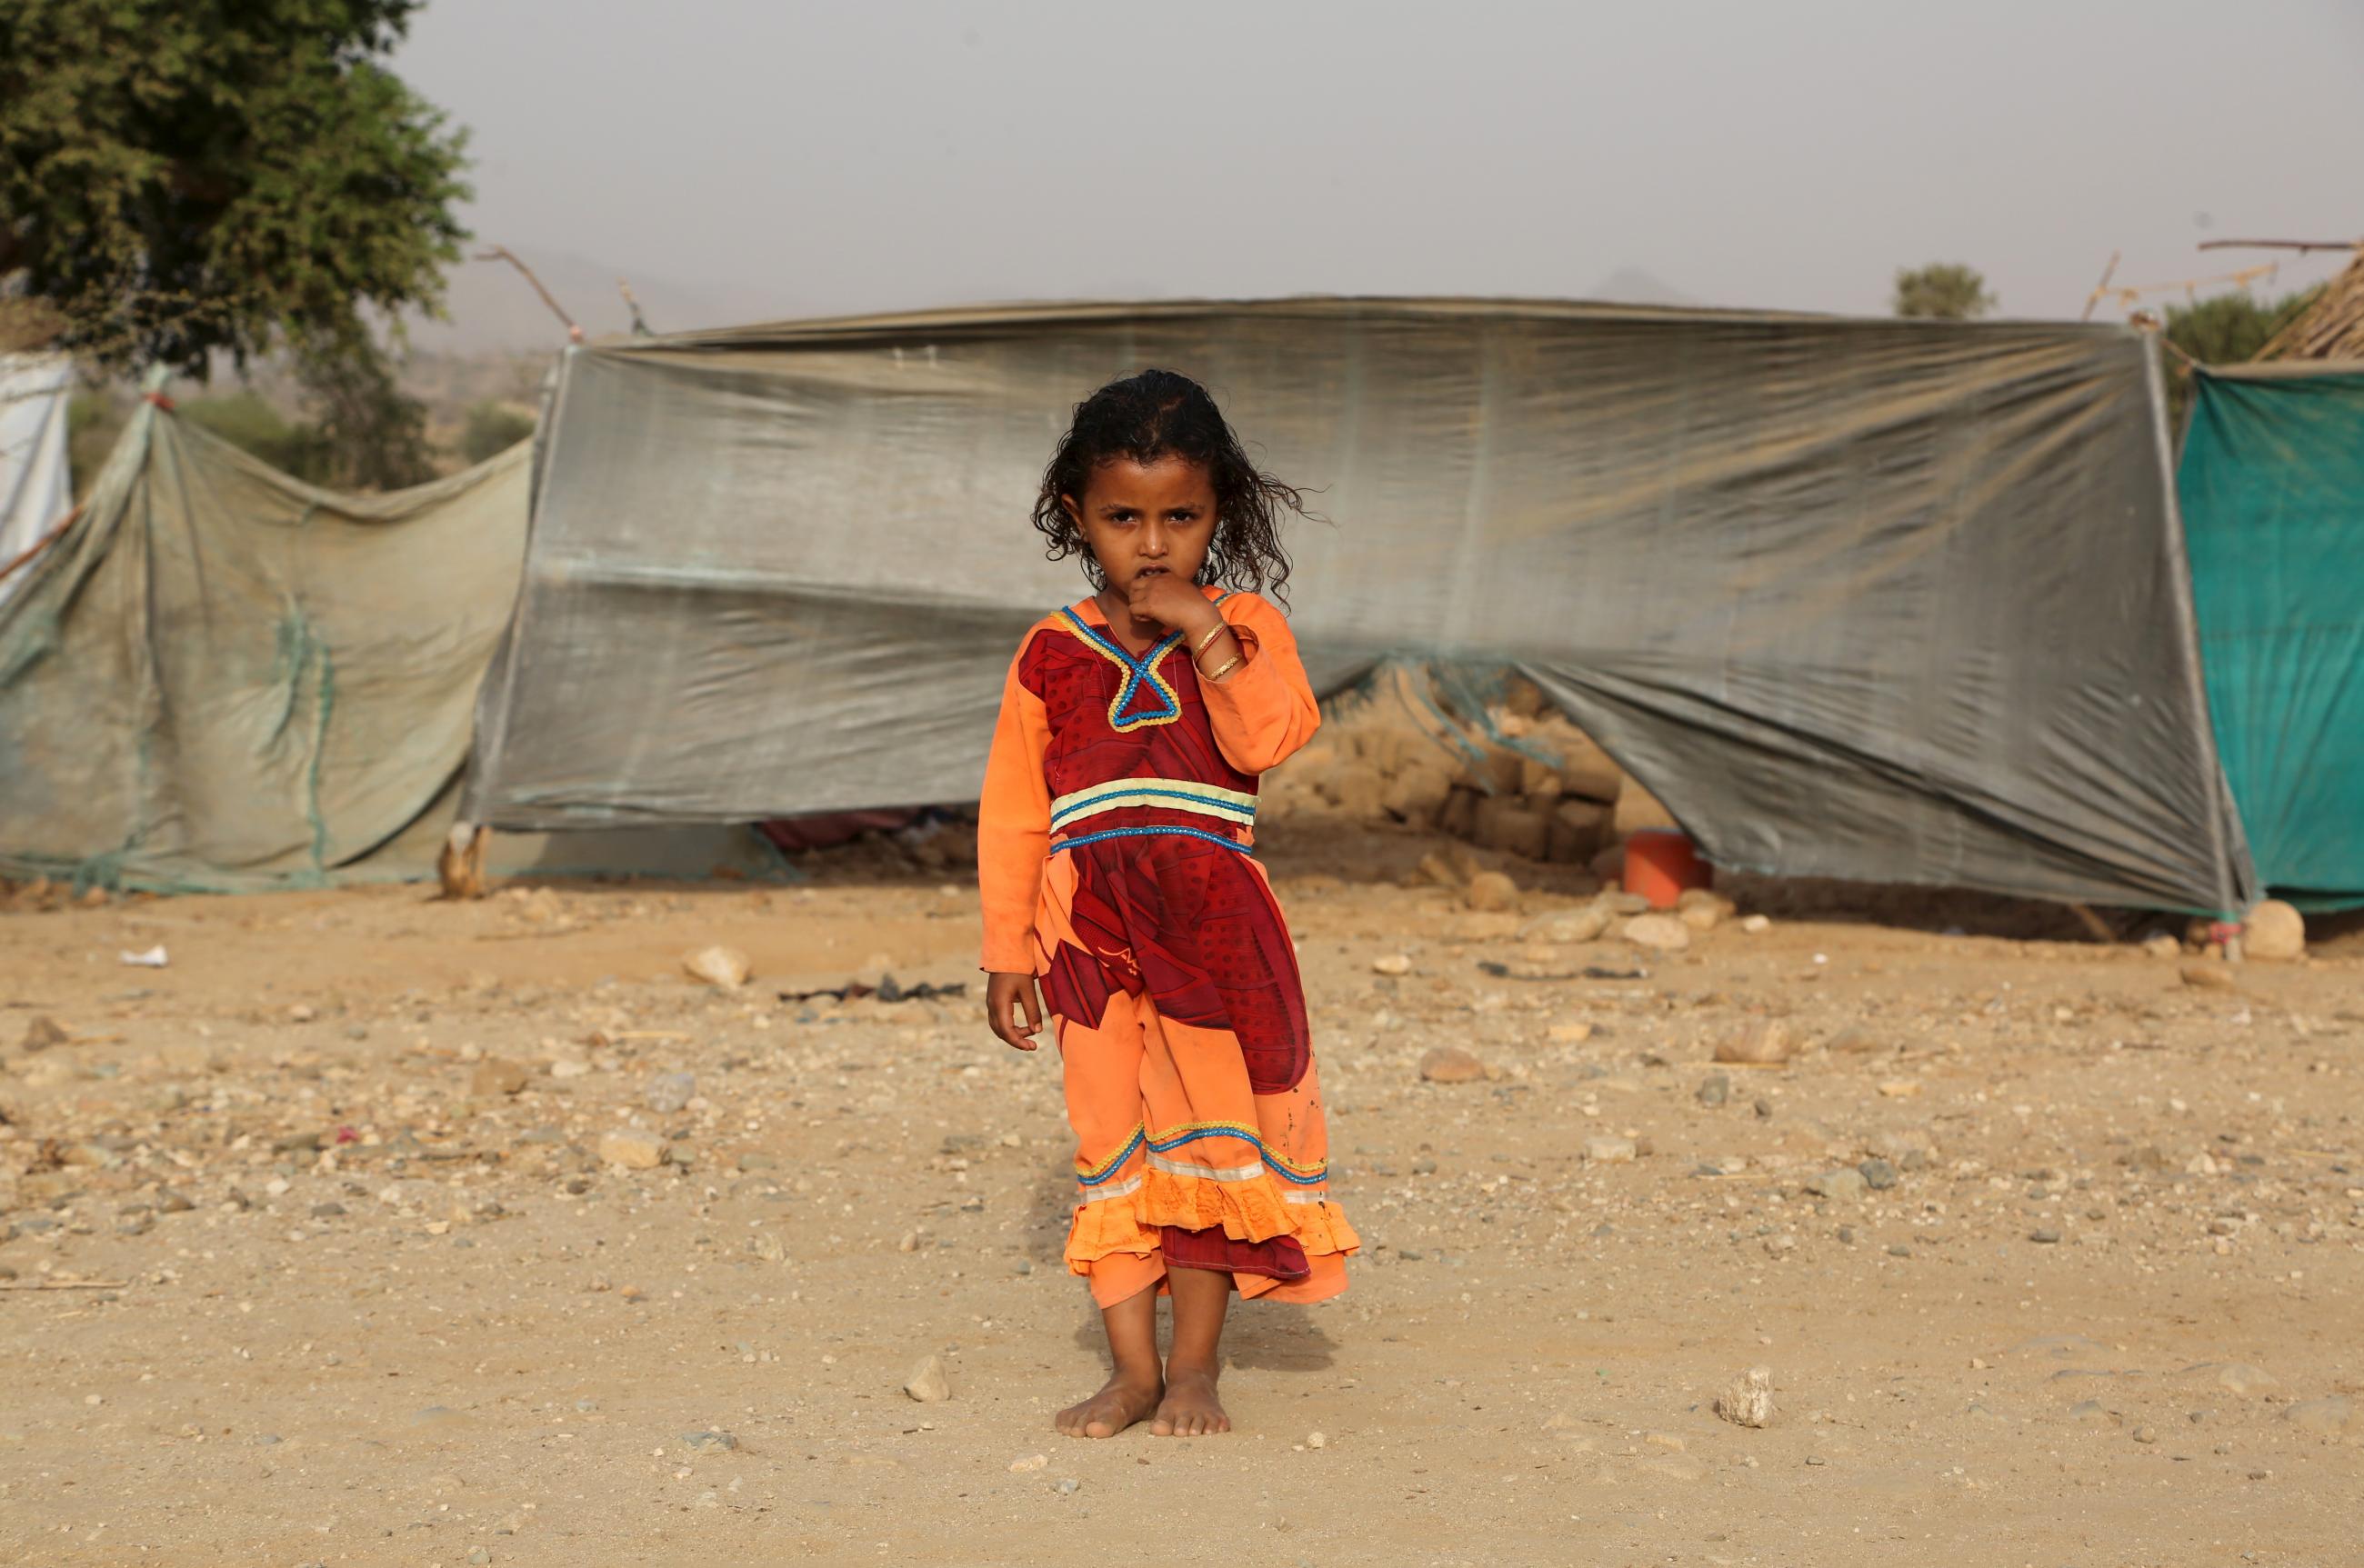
459, 400, 536, 464
0, 1, 468, 374
182, 390, 333, 481
2158, 285, 2323, 432
1893, 264, 1997, 321
291, 325, 435, 489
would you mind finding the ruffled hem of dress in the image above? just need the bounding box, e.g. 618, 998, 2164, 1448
1064, 1166, 1359, 1277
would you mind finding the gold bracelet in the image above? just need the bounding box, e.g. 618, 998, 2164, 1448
1200, 654, 1245, 684
1191, 621, 1228, 655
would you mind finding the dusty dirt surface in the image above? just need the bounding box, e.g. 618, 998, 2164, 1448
3, 829, 2359, 1567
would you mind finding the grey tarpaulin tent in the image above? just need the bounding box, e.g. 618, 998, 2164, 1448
461, 297, 2254, 914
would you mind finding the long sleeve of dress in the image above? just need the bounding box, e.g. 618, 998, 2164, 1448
977, 638, 1053, 973
1199, 593, 1322, 775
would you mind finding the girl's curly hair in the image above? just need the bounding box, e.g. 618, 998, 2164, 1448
1029, 368, 1312, 606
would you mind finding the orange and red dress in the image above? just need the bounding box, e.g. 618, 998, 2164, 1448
977, 584, 1357, 1307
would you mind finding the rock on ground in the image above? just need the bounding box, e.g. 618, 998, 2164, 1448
1621, 914, 1690, 953
1716, 1366, 1777, 1428
1465, 872, 1519, 913
2243, 900, 2306, 962
1418, 1045, 1489, 1084
904, 1353, 953, 1403
682, 945, 751, 989
597, 1129, 669, 1170
1716, 1021, 1798, 1065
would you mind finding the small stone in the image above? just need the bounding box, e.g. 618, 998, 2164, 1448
904, 1353, 952, 1403
1418, 1045, 1488, 1084
645, 1072, 696, 1114
1869, 1128, 1935, 1168
2242, 900, 2305, 962
1536, 906, 1612, 944
1465, 871, 1519, 913
2068, 1399, 2113, 1424
2030, 1228, 2062, 1244
596, 1130, 669, 1171
1696, 1074, 1729, 1107
1306, 1431, 1327, 1449
2132, 1424, 2159, 1443
1738, 914, 1771, 934
1620, 914, 1690, 953
1714, 1367, 1776, 1429
682, 945, 751, 990
470, 1058, 528, 1097
468, 1550, 491, 1567
2283, 1396, 2351, 1434
1410, 1158, 1437, 1175
2214, 1363, 2275, 1395
1371, 954, 1413, 976
308, 1202, 346, 1219
1677, 898, 1728, 933
2179, 960, 2237, 992
1644, 1430, 1685, 1452
2141, 933, 2181, 959
1716, 1021, 1798, 1065
680, 1429, 737, 1452
1583, 1135, 1637, 1164
1547, 1021, 1594, 1044
20, 1015, 69, 1053
1054, 1477, 1081, 1496
1805, 1168, 1867, 1202
1857, 1158, 1898, 1191
1009, 1453, 1048, 1473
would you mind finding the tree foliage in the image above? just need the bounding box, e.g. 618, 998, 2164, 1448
2158, 285, 2324, 433
0, 1, 469, 374
1892, 264, 1997, 321
290, 325, 436, 489
460, 400, 536, 464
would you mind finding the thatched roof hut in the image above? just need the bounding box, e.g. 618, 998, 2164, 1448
2259, 245, 2364, 360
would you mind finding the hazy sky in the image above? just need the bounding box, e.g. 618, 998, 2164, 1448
397, 0, 2362, 327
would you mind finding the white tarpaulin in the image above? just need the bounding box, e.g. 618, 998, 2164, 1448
0, 354, 72, 597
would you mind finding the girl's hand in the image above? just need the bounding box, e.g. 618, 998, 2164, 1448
987, 971, 1044, 1051
1127, 572, 1222, 642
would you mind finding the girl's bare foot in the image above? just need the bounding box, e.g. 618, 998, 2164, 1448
1054, 1373, 1163, 1439
1150, 1364, 1230, 1435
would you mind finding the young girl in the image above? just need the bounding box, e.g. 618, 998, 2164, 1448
978, 368, 1357, 1440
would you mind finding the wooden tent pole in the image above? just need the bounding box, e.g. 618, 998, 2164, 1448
437, 823, 491, 900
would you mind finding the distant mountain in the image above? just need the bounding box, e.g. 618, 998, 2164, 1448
1584, 267, 1698, 308
402, 248, 797, 355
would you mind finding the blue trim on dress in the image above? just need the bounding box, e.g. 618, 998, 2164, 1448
1075, 1125, 1146, 1186
1050, 824, 1253, 856
1146, 1126, 1329, 1185
1057, 607, 1185, 730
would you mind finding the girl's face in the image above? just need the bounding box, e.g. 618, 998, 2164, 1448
1063, 455, 1217, 602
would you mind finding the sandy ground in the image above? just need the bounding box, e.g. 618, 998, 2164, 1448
2, 825, 2359, 1567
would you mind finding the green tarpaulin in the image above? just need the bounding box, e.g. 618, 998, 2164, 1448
2179, 364, 2364, 911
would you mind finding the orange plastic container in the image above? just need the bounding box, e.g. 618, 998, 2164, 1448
1623, 829, 1709, 910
